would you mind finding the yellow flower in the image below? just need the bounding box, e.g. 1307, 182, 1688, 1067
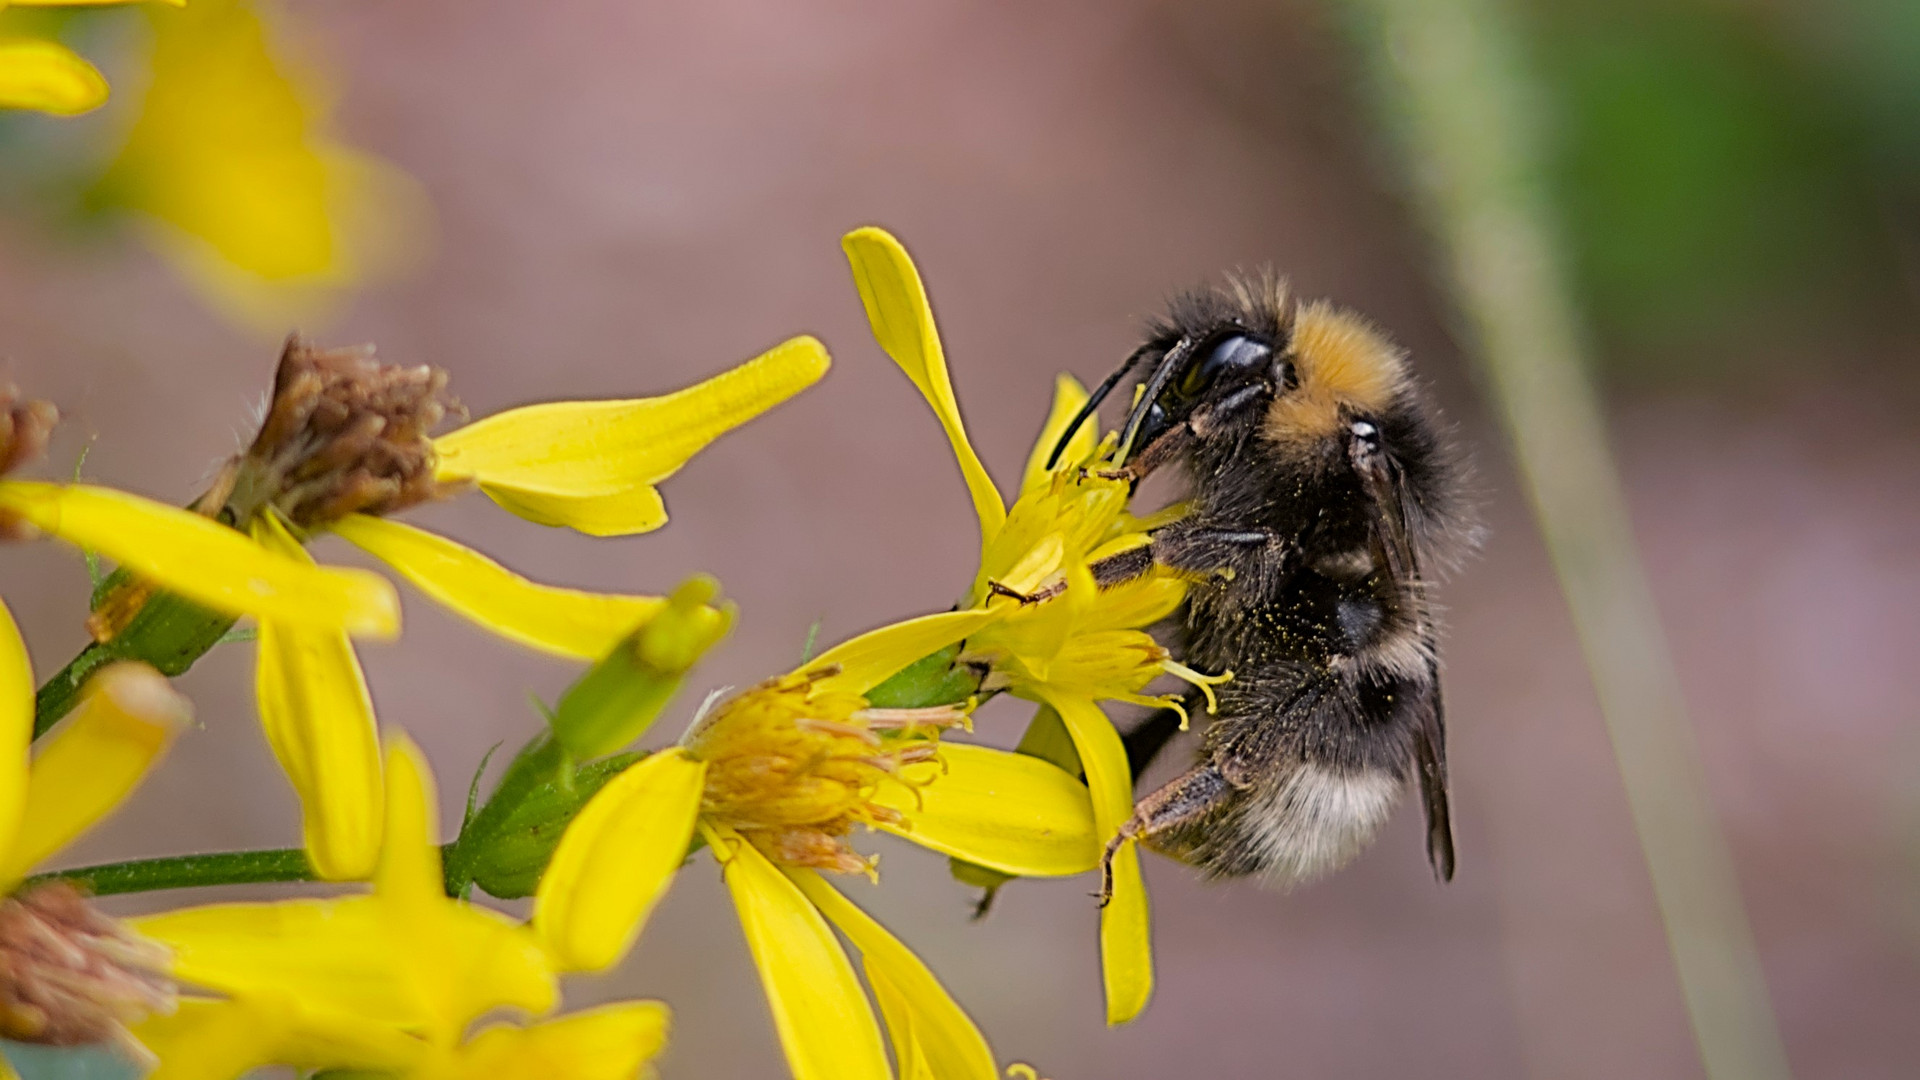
844, 226, 1230, 1025
0, 1, 181, 116
128, 735, 673, 1080
530, 612, 1102, 1080
0, 598, 189, 1051
89, 0, 421, 332
76, 334, 815, 881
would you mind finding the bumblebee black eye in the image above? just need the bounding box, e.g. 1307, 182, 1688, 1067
1178, 334, 1272, 398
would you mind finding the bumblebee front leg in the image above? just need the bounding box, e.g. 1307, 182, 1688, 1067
1090, 524, 1292, 589
1097, 762, 1233, 905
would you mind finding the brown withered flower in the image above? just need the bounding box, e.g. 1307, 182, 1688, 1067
0, 882, 174, 1053
0, 385, 60, 542
207, 334, 468, 530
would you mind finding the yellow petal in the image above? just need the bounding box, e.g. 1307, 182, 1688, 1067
331, 514, 666, 660
253, 516, 384, 881
0, 601, 33, 874
1100, 840, 1153, 1025
0, 40, 107, 116
134, 998, 286, 1080
790, 870, 998, 1080
843, 227, 1006, 544
868, 964, 933, 1080
804, 609, 999, 696
535, 749, 706, 973
872, 744, 1097, 877
135, 994, 428, 1080
434, 336, 830, 536
0, 482, 399, 638
709, 824, 890, 1080
132, 898, 422, 1022
456, 1002, 671, 1080
0, 663, 189, 885
467, 483, 670, 539
1021, 374, 1096, 493
1045, 692, 1153, 1025
379, 735, 557, 1037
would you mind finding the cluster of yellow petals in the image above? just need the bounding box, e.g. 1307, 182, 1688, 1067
130, 736, 671, 1079
0, 335, 826, 891
844, 225, 1227, 1025
525, 605, 1100, 1080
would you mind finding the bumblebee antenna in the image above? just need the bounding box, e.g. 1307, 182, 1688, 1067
1042, 342, 1156, 470
1116, 335, 1198, 463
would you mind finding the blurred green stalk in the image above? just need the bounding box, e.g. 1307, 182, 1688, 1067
1339, 1, 1792, 1077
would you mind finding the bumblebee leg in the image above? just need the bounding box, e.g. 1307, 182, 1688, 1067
1097, 763, 1232, 905
1091, 423, 1195, 483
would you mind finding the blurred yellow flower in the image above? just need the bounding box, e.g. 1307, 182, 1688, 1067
129, 735, 673, 1080
843, 226, 1231, 1025
530, 611, 1101, 1080
89, 0, 422, 331
0, 598, 189, 1052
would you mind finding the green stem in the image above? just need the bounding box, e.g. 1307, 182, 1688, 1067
33, 588, 235, 739
29, 848, 317, 896
1341, 1, 1791, 1076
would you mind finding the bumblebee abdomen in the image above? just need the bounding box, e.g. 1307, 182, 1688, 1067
1156, 762, 1403, 885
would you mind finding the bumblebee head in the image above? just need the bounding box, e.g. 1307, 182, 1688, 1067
1046, 273, 1303, 470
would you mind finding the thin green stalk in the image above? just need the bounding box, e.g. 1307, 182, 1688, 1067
33, 589, 234, 739
29, 848, 317, 896
1340, 1, 1792, 1078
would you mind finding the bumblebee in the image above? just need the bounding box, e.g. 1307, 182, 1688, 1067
1049, 275, 1477, 897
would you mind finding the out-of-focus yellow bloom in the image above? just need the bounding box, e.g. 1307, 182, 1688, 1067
844, 226, 1231, 1026
129, 735, 673, 1080
0, 600, 189, 890
530, 611, 1098, 1080
0, 599, 186, 1052
90, 0, 421, 332
0, 1, 181, 116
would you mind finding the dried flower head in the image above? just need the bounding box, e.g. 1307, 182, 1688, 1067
685, 665, 971, 875
0, 882, 174, 1053
213, 335, 466, 529
0, 385, 58, 480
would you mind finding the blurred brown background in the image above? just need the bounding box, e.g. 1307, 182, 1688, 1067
4, 0, 1920, 1077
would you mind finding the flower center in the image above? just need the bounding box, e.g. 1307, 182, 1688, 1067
685, 666, 970, 875
0, 883, 175, 1051
212, 336, 466, 529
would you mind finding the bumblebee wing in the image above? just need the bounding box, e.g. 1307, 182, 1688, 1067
1414, 678, 1455, 882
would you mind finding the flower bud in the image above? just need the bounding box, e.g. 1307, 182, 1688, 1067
548, 576, 732, 760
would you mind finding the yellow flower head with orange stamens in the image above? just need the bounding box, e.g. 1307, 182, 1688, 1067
843, 225, 1232, 1026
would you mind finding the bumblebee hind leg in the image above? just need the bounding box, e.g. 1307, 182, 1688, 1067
1097, 763, 1233, 905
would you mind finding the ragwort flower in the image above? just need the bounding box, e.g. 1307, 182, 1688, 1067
83, 333, 823, 882
0, 597, 190, 1056
530, 611, 1103, 1080
843, 226, 1230, 1024
128, 734, 672, 1080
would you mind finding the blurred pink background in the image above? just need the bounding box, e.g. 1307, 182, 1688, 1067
4, 1, 1919, 1077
